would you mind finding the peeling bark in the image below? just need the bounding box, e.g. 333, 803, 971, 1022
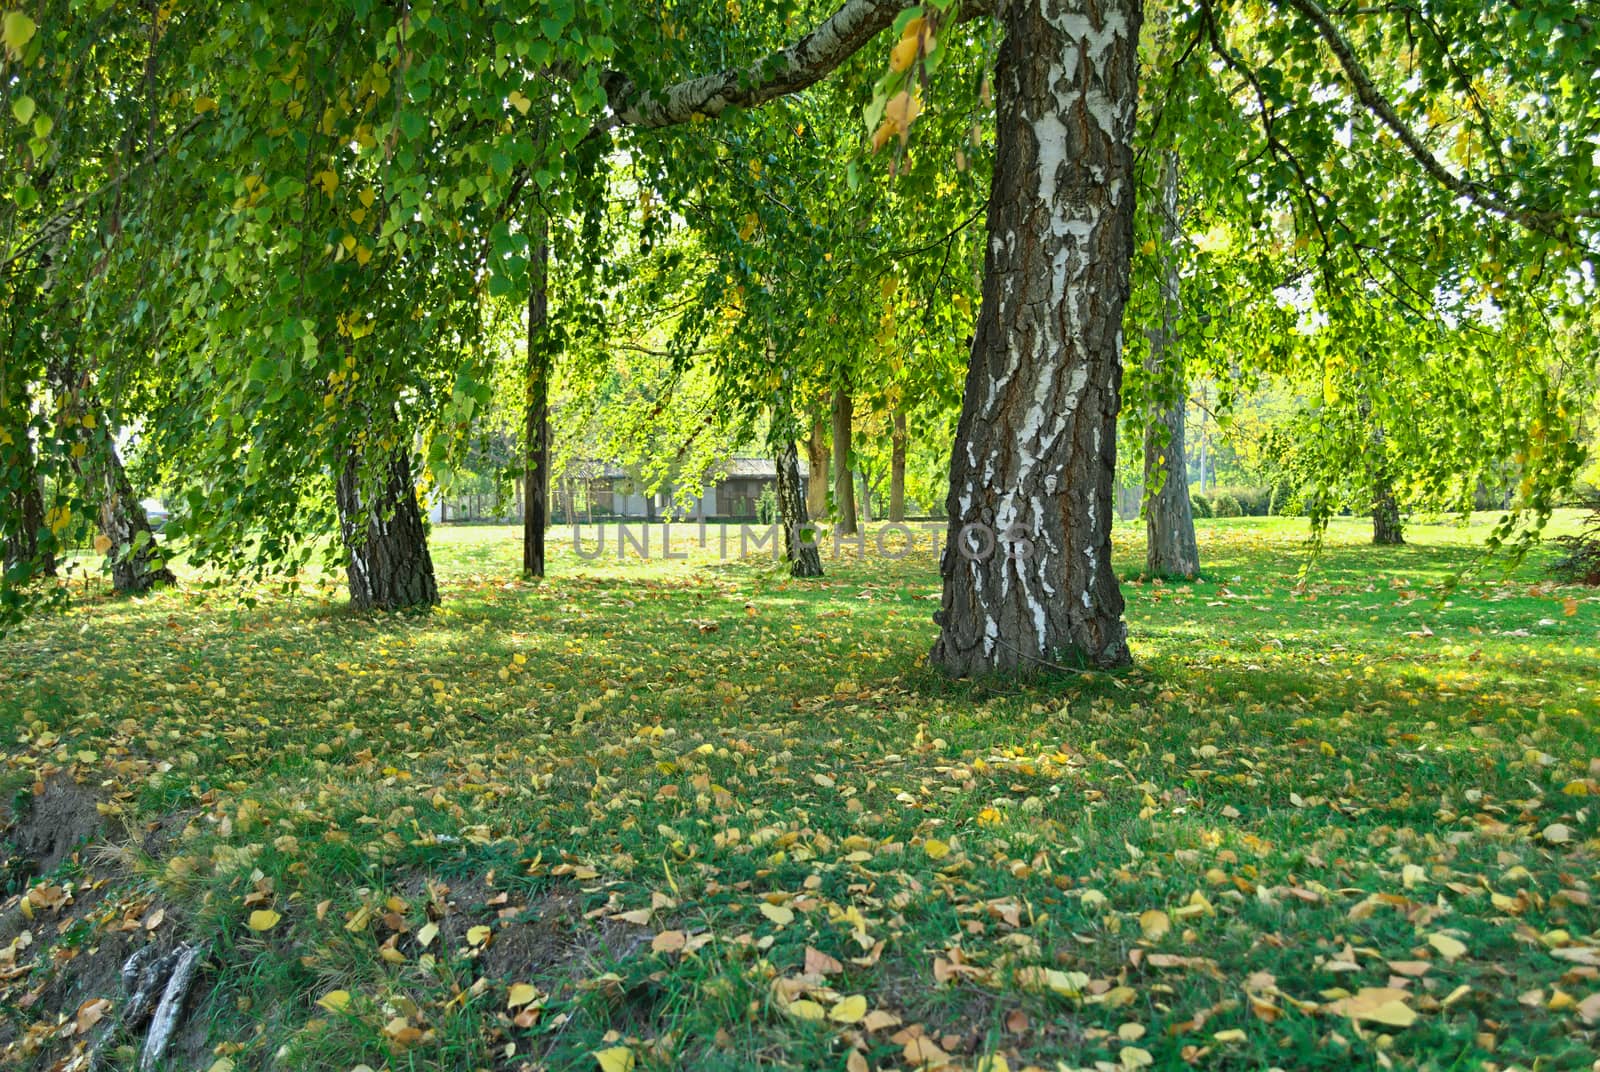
524, 214, 552, 578
1143, 151, 1200, 579
832, 386, 858, 535
931, 0, 1142, 676
336, 441, 439, 611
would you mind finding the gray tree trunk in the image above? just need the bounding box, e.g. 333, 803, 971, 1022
831, 385, 858, 535
336, 442, 439, 611
1143, 151, 1200, 579
890, 408, 907, 522
49, 359, 173, 593
775, 438, 823, 577
523, 214, 552, 578
931, 0, 1141, 676
805, 416, 829, 520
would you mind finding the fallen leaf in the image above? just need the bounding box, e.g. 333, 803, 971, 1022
246, 909, 281, 932
1138, 909, 1170, 941
593, 1046, 635, 1072
830, 995, 868, 1023
1428, 933, 1468, 961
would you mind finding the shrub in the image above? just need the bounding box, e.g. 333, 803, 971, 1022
1213, 493, 1244, 518
1190, 494, 1213, 519
1553, 491, 1600, 586
1209, 484, 1273, 516
756, 485, 779, 525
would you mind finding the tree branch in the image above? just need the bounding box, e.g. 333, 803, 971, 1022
1, 114, 208, 275
1276, 0, 1593, 243
604, 0, 993, 131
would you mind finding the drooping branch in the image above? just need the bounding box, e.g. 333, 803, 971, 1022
1276, 0, 1595, 243
604, 0, 993, 130
0, 114, 208, 275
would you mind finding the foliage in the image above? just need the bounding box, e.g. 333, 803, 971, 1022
2, 514, 1598, 1070
1552, 491, 1600, 586
1189, 493, 1213, 520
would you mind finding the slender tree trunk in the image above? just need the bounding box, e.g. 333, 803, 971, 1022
858, 470, 872, 524
931, 0, 1141, 677
831, 385, 858, 535
1370, 425, 1404, 545
1143, 151, 1200, 579
775, 438, 823, 577
523, 214, 552, 578
889, 408, 907, 523
1, 380, 56, 579
806, 416, 829, 519
336, 441, 439, 611
48, 359, 173, 593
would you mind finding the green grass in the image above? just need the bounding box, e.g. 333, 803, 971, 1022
2, 513, 1598, 1071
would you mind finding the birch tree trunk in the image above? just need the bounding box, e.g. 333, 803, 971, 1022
806, 416, 829, 519
890, 408, 907, 522
48, 359, 173, 593
931, 0, 1142, 676
831, 385, 858, 535
1143, 151, 1200, 579
336, 442, 439, 611
523, 214, 552, 578
775, 438, 824, 577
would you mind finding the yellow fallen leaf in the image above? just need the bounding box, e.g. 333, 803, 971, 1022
1428, 933, 1468, 961
416, 921, 438, 948
759, 903, 794, 926
508, 983, 538, 1008
593, 1046, 635, 1072
1542, 823, 1572, 844
317, 990, 351, 1012
466, 925, 492, 947
786, 999, 826, 1021
1138, 909, 1170, 941
830, 995, 868, 1023
923, 838, 951, 860
246, 909, 281, 932
1325, 987, 1418, 1027
1120, 1046, 1153, 1069
975, 1055, 1010, 1072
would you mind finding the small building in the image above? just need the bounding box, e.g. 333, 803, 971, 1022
577, 457, 807, 521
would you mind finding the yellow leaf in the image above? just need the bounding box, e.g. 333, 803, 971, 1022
206, 1060, 235, 1072
1542, 822, 1572, 844
975, 1056, 1010, 1072
739, 212, 758, 241
1138, 909, 1170, 941
830, 995, 868, 1023
509, 89, 531, 115
1428, 933, 1468, 961
1326, 987, 1418, 1027
416, 921, 438, 948
194, 96, 218, 115
889, 35, 919, 73
786, 999, 826, 1021
508, 983, 539, 1008
246, 909, 281, 932
93, 534, 113, 554
593, 1046, 635, 1072
923, 838, 951, 860
316, 169, 338, 197
466, 925, 492, 947
1120, 1046, 1153, 1069
317, 990, 351, 1012
760, 903, 794, 926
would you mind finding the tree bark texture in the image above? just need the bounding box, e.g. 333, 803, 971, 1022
831, 385, 858, 535
806, 415, 829, 520
931, 0, 1142, 676
775, 438, 824, 577
336, 441, 439, 611
1143, 150, 1200, 579
524, 214, 552, 577
1, 379, 55, 579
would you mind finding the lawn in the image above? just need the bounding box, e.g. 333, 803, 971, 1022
2, 513, 1598, 1071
